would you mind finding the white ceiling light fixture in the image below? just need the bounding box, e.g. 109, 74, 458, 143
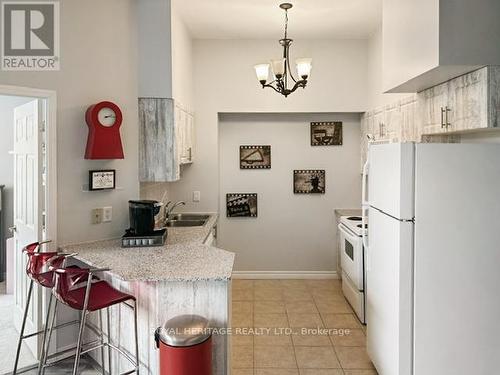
253, 3, 312, 98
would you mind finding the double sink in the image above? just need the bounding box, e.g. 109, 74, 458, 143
165, 213, 210, 227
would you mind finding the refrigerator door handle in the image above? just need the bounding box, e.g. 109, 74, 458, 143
362, 160, 369, 250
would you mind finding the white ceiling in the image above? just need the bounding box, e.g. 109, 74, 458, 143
173, 0, 382, 40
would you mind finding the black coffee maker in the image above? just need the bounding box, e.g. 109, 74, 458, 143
128, 200, 162, 235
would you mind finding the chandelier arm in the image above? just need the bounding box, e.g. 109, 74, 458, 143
262, 82, 284, 94
287, 79, 307, 95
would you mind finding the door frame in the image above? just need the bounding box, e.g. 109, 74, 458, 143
0, 85, 57, 251
0, 85, 57, 361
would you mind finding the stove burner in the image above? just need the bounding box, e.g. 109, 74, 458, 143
357, 224, 368, 228
347, 216, 362, 221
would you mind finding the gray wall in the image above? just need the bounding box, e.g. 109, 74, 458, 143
0, 95, 34, 277
218, 113, 361, 274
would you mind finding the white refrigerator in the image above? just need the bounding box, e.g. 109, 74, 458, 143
363, 142, 500, 375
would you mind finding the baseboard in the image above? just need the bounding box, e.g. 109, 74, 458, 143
231, 271, 339, 279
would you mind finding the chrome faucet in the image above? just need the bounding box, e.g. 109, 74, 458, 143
164, 200, 186, 223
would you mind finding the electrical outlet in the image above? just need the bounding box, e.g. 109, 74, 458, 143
193, 191, 201, 202
91, 208, 103, 224
103, 206, 113, 222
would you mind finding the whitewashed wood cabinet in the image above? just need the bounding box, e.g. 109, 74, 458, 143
360, 95, 418, 172
139, 98, 195, 182
399, 95, 419, 142
383, 102, 401, 141
418, 66, 500, 135
175, 102, 194, 165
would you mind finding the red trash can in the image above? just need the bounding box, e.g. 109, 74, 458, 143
155, 314, 212, 375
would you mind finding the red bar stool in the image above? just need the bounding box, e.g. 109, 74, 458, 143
13, 240, 81, 374
41, 265, 140, 375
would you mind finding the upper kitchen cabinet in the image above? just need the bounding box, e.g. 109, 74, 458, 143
139, 98, 194, 182
360, 95, 419, 172
137, 0, 195, 182
383, 0, 500, 93
418, 66, 500, 135
175, 102, 194, 165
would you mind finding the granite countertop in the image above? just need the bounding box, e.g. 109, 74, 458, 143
60, 214, 235, 282
334, 208, 362, 217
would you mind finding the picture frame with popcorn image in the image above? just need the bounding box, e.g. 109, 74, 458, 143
293, 170, 326, 194
239, 145, 271, 169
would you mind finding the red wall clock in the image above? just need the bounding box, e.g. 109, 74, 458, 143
85, 101, 124, 159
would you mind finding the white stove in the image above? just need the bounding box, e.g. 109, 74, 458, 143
338, 215, 367, 324
339, 215, 367, 237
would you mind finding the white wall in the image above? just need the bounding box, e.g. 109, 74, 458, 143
367, 27, 409, 109
171, 5, 194, 110
382, 0, 439, 92
0, 0, 139, 245
138, 0, 172, 98
165, 39, 369, 213
0, 95, 34, 276
219, 113, 361, 273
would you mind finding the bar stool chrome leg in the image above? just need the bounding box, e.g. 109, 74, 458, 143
72, 279, 91, 375
40, 297, 58, 375
98, 310, 105, 375
106, 307, 112, 375
37, 293, 55, 375
133, 301, 139, 374
13, 279, 34, 374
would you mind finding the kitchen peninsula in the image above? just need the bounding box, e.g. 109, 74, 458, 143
60, 214, 234, 374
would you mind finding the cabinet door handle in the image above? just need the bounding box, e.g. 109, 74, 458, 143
440, 107, 446, 128
445, 106, 451, 128
379, 123, 385, 137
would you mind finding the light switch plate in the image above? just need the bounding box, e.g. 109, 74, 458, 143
103, 206, 113, 222
92, 208, 103, 224
193, 191, 201, 202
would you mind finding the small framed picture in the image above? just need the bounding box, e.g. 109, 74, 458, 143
294, 170, 326, 194
240, 145, 271, 169
311, 122, 343, 146
89, 170, 116, 191
226, 193, 258, 217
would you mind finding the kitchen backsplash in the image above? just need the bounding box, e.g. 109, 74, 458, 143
140, 182, 170, 223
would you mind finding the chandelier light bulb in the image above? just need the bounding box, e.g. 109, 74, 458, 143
271, 59, 286, 79
296, 58, 312, 79
254, 63, 270, 84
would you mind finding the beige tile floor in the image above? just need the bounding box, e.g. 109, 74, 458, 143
231, 279, 378, 375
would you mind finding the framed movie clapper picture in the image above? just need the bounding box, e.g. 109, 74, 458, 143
310, 122, 343, 146
240, 145, 271, 169
226, 193, 258, 217
293, 170, 325, 194
89, 170, 116, 191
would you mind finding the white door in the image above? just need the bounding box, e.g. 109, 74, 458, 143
413, 143, 500, 374
368, 143, 415, 220
13, 99, 44, 357
366, 208, 413, 375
